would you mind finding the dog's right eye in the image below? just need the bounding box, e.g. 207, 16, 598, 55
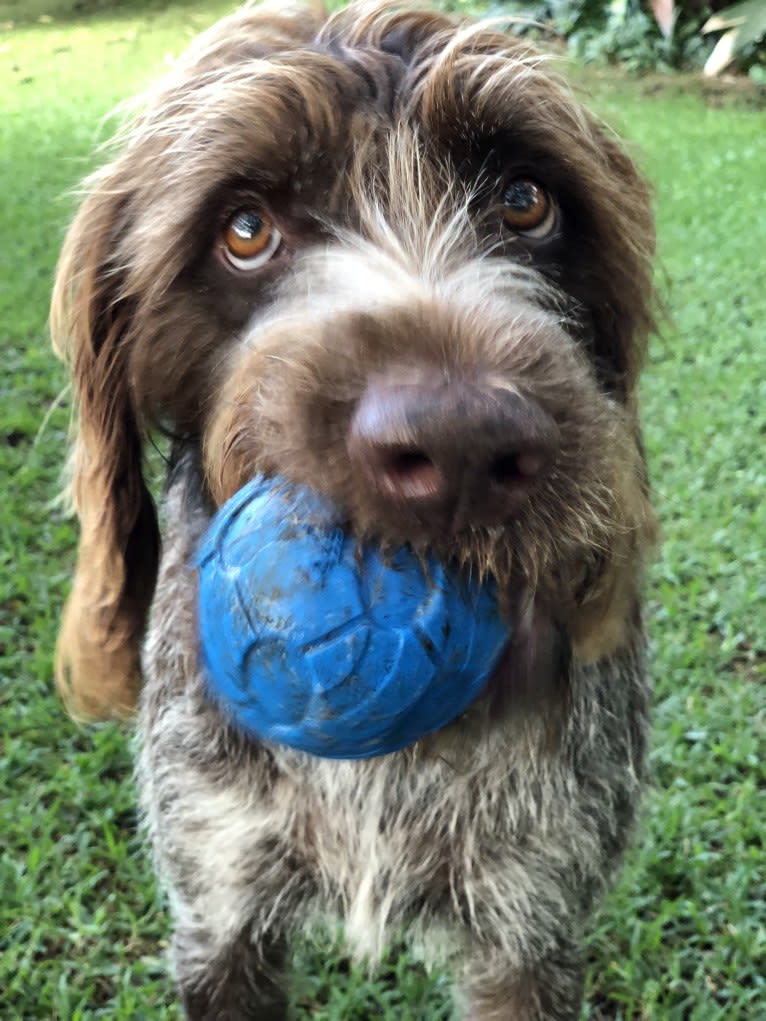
220, 209, 282, 271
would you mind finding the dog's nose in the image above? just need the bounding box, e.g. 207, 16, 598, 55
347, 368, 559, 529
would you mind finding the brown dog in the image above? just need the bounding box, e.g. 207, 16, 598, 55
52, 3, 657, 1017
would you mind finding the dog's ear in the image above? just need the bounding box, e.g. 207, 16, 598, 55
585, 127, 656, 406
51, 181, 159, 720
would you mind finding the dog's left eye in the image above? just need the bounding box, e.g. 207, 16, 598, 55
502, 180, 557, 239
220, 209, 282, 271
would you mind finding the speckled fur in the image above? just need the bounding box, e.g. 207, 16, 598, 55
138, 453, 649, 1020
52, 3, 658, 1017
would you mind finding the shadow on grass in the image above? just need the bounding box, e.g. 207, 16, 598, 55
0, 0, 206, 27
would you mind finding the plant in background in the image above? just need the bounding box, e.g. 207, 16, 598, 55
702, 0, 766, 80
537, 0, 607, 34
571, 6, 658, 68
503, 0, 766, 72
568, 0, 705, 70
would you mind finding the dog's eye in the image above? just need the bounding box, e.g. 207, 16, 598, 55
220, 209, 282, 270
502, 180, 557, 239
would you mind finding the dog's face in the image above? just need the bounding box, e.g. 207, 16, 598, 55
52, 2, 656, 720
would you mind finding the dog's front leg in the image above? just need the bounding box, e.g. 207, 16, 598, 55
174, 920, 289, 1021
138, 452, 299, 1020
461, 941, 585, 1021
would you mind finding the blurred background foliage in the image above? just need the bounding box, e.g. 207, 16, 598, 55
2, 0, 764, 78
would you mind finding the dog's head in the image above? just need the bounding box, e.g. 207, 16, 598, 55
52, 1, 656, 720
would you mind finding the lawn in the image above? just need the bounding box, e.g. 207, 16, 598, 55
1, 2, 764, 1019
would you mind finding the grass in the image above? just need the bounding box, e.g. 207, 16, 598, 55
1, 2, 764, 1018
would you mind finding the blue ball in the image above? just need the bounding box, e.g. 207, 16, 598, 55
197, 475, 510, 759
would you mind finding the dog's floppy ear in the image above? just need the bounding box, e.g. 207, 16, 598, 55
51, 179, 159, 720
582, 126, 656, 405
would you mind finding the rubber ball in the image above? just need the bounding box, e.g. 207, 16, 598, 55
197, 475, 510, 759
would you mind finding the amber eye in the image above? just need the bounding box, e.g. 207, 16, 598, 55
220, 209, 281, 270
502, 180, 557, 239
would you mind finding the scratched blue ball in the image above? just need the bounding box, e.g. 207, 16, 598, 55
197, 475, 510, 759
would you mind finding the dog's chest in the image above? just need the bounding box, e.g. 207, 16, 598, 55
263, 742, 545, 958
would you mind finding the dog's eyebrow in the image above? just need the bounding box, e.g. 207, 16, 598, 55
317, 42, 407, 114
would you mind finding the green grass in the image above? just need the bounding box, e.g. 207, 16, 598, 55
1, 3, 764, 1018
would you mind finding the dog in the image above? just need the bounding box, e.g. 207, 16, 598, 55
52, 2, 657, 1018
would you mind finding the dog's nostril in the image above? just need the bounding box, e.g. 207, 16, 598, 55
389, 449, 432, 475
489, 453, 522, 485
490, 450, 547, 486
379, 448, 444, 500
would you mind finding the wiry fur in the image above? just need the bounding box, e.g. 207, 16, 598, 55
53, 2, 657, 1017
